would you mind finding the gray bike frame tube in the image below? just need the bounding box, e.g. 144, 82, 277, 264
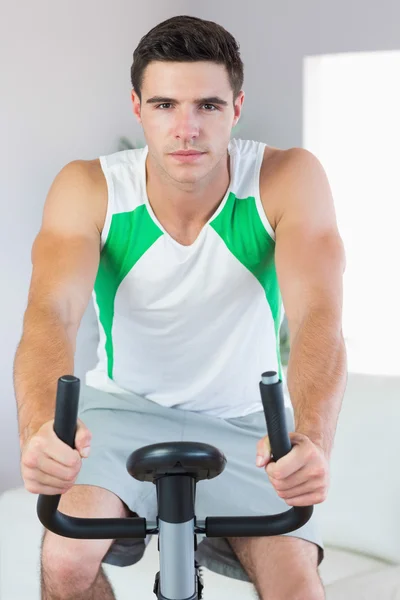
159, 519, 196, 599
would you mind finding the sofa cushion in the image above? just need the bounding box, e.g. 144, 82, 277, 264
325, 563, 400, 600
319, 546, 392, 586
315, 372, 400, 563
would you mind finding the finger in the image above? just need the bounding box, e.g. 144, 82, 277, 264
42, 429, 82, 467
44, 440, 81, 469
275, 480, 323, 500
268, 465, 310, 491
32, 468, 76, 490
266, 443, 308, 479
75, 419, 92, 455
256, 437, 271, 467
25, 471, 71, 492
285, 491, 326, 506
25, 478, 69, 495
36, 455, 81, 483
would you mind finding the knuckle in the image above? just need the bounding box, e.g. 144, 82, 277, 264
67, 471, 77, 483
311, 464, 325, 479
23, 453, 38, 469
68, 454, 80, 469
25, 481, 38, 494
307, 445, 317, 460
314, 488, 326, 503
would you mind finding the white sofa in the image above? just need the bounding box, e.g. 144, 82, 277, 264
1, 372, 399, 599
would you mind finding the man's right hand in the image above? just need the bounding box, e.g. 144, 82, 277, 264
21, 418, 92, 495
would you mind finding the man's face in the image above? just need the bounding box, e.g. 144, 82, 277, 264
131, 61, 244, 185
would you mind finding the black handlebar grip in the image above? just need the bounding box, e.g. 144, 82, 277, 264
204, 370, 313, 538
37, 375, 147, 539
53, 375, 80, 449
259, 371, 291, 461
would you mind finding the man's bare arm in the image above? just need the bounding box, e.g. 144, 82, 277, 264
14, 160, 105, 448
268, 148, 347, 459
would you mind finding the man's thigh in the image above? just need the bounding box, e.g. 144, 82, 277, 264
58, 483, 132, 518
228, 535, 324, 600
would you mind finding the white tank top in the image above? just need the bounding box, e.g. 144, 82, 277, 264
85, 138, 286, 417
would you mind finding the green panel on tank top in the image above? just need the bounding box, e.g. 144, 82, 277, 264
94, 205, 163, 378
210, 192, 283, 379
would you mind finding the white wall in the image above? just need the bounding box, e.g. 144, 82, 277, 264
0, 0, 183, 492
2, 0, 400, 492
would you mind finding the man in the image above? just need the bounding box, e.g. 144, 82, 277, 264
14, 14, 347, 600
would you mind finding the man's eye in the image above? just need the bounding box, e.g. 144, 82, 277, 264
155, 103, 217, 110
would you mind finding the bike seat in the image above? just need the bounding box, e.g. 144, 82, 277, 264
126, 441, 226, 483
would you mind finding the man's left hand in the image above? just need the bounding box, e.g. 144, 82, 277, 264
256, 432, 330, 506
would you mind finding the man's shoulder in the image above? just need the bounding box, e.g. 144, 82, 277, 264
260, 145, 313, 178
62, 158, 108, 234
69, 157, 104, 182
259, 146, 322, 230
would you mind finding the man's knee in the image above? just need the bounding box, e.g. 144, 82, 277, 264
289, 579, 325, 600
254, 573, 325, 600
40, 529, 111, 590
40, 483, 129, 591
228, 535, 325, 600
258, 575, 324, 600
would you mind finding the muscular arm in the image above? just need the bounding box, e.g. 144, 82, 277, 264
14, 160, 105, 448
265, 148, 347, 459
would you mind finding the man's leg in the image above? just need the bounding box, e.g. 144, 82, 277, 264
40, 485, 130, 600
228, 535, 325, 600
41, 564, 115, 600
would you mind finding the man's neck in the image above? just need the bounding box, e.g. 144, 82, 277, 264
145, 151, 231, 227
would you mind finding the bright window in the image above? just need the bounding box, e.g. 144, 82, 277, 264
303, 51, 400, 376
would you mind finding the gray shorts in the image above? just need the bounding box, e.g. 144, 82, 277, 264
75, 384, 324, 582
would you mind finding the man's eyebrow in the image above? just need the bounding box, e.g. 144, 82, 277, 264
146, 96, 229, 106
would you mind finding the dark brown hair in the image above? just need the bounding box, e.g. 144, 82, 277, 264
131, 15, 244, 107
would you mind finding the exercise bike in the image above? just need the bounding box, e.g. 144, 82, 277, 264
37, 371, 313, 600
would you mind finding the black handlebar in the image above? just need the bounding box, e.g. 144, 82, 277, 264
37, 372, 313, 539
204, 372, 313, 537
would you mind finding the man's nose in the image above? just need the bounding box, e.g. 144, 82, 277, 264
173, 109, 200, 140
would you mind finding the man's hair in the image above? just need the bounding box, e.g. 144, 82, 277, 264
131, 15, 244, 107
